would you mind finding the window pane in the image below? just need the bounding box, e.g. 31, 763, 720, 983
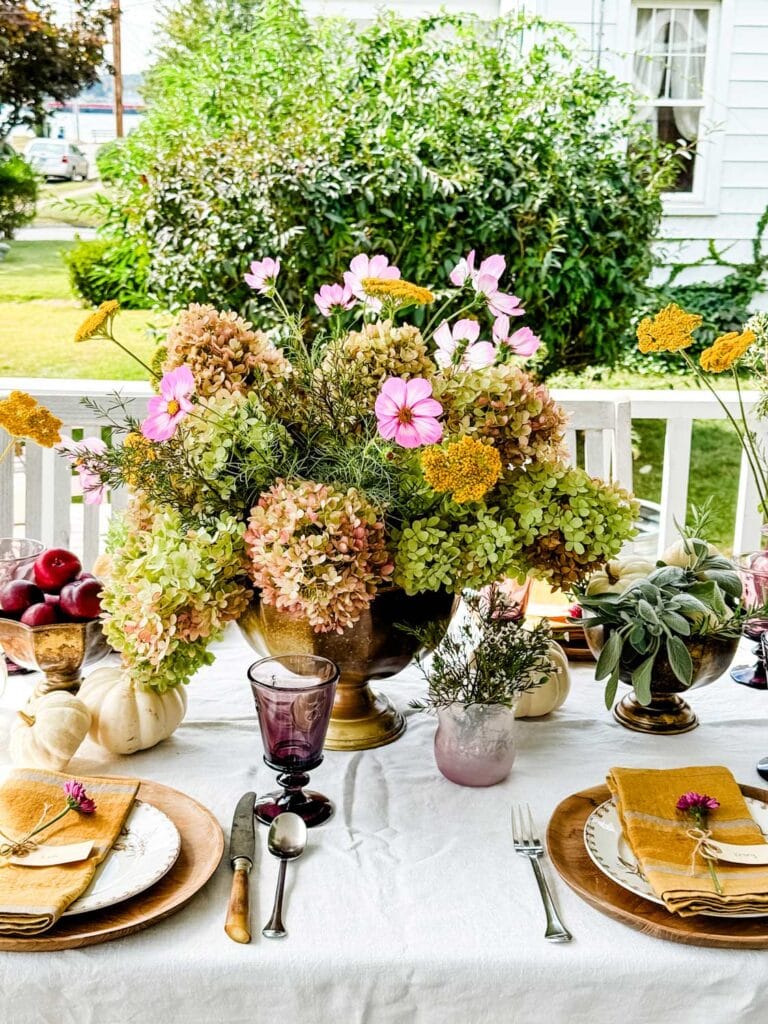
656, 106, 700, 193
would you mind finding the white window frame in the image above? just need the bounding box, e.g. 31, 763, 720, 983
623, 0, 732, 216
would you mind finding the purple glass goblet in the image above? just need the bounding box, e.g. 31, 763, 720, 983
732, 554, 768, 689
249, 654, 339, 828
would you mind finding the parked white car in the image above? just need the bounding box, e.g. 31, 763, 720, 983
25, 140, 89, 181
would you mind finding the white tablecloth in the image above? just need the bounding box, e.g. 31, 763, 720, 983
2, 628, 768, 1024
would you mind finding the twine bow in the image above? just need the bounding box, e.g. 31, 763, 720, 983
0, 805, 51, 863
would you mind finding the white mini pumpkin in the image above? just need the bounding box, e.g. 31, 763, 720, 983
9, 691, 91, 770
78, 666, 187, 754
661, 538, 720, 568
515, 641, 571, 718
584, 557, 655, 597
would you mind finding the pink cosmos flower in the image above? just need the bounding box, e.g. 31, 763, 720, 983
375, 377, 443, 448
477, 254, 506, 281
493, 317, 541, 357
434, 319, 496, 370
676, 792, 720, 813
449, 250, 476, 287
141, 366, 195, 442
343, 254, 400, 309
57, 436, 108, 505
315, 282, 356, 317
244, 257, 281, 294
63, 780, 96, 815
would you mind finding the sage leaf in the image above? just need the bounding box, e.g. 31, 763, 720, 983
595, 629, 622, 681
604, 667, 620, 711
667, 635, 693, 687
631, 656, 654, 706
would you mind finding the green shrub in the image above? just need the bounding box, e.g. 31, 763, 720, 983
0, 152, 37, 238
64, 236, 150, 308
100, 3, 677, 370
95, 139, 127, 184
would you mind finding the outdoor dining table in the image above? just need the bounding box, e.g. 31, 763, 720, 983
1, 627, 768, 1024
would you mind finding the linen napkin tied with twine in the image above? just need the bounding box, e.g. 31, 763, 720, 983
0, 768, 139, 936
607, 765, 768, 917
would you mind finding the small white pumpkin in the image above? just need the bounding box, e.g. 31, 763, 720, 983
78, 666, 187, 755
9, 691, 91, 770
515, 641, 571, 718
661, 538, 720, 568
584, 557, 655, 597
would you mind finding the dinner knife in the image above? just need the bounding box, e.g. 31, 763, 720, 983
224, 791, 256, 944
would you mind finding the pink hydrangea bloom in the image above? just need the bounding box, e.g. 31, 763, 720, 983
63, 780, 96, 815
434, 319, 495, 370
57, 436, 108, 505
315, 282, 356, 317
344, 253, 400, 309
493, 317, 541, 357
244, 257, 281, 294
141, 366, 195, 442
375, 377, 443, 448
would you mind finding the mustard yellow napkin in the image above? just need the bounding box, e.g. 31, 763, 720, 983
0, 769, 138, 936
607, 766, 768, 917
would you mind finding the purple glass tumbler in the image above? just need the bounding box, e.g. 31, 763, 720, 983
249, 654, 339, 827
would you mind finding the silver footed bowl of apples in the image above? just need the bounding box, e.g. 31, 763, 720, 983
0, 546, 108, 694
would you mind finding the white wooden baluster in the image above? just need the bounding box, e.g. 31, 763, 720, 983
24, 443, 43, 541
658, 417, 693, 556
0, 429, 13, 536
734, 446, 762, 555
564, 428, 577, 467
612, 400, 633, 492
583, 429, 609, 478
82, 501, 101, 570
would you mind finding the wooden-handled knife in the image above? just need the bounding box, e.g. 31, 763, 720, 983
224, 791, 256, 944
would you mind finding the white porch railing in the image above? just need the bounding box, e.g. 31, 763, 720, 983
0, 379, 764, 568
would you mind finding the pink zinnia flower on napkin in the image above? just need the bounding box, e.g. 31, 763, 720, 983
141, 366, 195, 442
434, 319, 496, 370
676, 792, 720, 813
57, 436, 108, 505
315, 282, 355, 317
375, 377, 443, 448
63, 780, 96, 815
244, 257, 281, 294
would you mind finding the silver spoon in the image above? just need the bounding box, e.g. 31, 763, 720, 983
262, 812, 307, 939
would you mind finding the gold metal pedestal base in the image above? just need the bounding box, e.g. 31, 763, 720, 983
613, 692, 698, 735
324, 686, 406, 751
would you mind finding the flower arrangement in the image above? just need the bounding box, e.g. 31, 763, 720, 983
0, 391, 62, 464
74, 249, 636, 692
676, 791, 722, 895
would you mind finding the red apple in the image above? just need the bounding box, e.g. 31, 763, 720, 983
59, 578, 102, 621
75, 572, 98, 582
21, 602, 59, 627
44, 593, 60, 607
33, 548, 82, 593
0, 579, 44, 616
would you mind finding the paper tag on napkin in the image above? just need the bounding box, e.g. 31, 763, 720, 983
8, 840, 93, 867
705, 840, 768, 866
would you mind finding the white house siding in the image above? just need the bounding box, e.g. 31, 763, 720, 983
305, 0, 768, 298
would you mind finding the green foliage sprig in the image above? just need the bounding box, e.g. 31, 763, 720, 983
408, 589, 553, 711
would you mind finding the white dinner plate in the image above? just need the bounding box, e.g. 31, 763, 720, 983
584, 794, 768, 919
63, 800, 181, 916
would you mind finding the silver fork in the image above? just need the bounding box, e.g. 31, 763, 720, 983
511, 803, 572, 943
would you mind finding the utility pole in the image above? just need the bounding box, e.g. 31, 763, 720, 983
111, 0, 124, 138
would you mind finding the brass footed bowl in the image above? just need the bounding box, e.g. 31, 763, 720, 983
239, 588, 459, 751
0, 617, 109, 695
584, 624, 739, 734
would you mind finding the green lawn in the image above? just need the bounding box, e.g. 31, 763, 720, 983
35, 180, 106, 229
0, 240, 161, 378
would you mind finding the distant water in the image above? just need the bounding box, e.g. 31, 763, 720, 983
47, 109, 145, 144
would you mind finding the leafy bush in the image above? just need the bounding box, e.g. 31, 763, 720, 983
100, 2, 676, 370
64, 236, 150, 308
95, 139, 126, 184
0, 152, 37, 238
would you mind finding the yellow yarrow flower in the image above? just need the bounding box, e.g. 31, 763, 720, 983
636, 303, 702, 354
421, 435, 502, 503
361, 277, 435, 307
699, 330, 755, 373
0, 391, 62, 448
122, 431, 157, 485
74, 300, 120, 343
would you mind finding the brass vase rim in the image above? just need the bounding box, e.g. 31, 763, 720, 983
0, 618, 101, 635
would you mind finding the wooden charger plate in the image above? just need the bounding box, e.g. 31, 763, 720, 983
547, 783, 768, 949
0, 779, 224, 952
